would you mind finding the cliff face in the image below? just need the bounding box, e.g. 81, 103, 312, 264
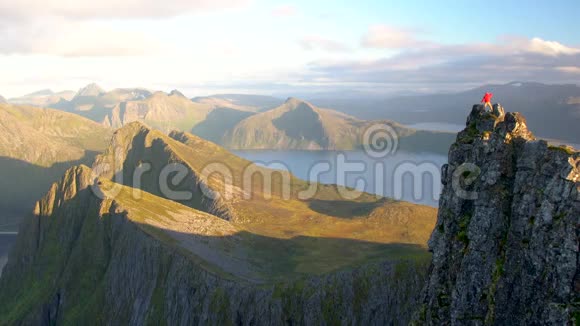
416, 104, 579, 324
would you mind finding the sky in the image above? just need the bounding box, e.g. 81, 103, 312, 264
0, 0, 579, 98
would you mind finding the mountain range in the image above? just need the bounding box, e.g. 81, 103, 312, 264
0, 121, 437, 324
310, 82, 580, 144
9, 81, 579, 150
7, 84, 457, 152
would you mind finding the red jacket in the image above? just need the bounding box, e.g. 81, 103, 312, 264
481, 92, 493, 103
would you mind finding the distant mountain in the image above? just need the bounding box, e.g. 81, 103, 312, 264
191, 94, 282, 112
76, 82, 105, 97
0, 103, 111, 225
0, 94, 6, 103
8, 89, 76, 107
102, 90, 212, 131
194, 97, 455, 153
312, 82, 580, 143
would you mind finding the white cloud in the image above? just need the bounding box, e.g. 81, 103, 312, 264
299, 36, 351, 52
0, 0, 251, 20
0, 0, 251, 57
527, 37, 580, 56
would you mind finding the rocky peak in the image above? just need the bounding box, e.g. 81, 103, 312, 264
169, 89, 186, 98
415, 104, 579, 324
282, 97, 318, 115
284, 96, 312, 107
76, 83, 104, 97
462, 104, 534, 141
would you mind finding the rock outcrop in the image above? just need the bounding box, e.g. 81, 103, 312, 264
415, 104, 579, 324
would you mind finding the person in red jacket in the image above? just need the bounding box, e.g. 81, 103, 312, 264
481, 92, 493, 111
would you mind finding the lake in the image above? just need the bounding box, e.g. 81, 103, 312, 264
233, 150, 448, 207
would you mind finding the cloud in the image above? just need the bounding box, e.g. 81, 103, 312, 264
0, 0, 251, 57
527, 37, 580, 56
361, 25, 430, 49
271, 5, 298, 17
0, 0, 251, 20
304, 36, 580, 90
299, 36, 351, 53
0, 19, 162, 57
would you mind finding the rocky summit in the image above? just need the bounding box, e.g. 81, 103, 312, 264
415, 104, 579, 325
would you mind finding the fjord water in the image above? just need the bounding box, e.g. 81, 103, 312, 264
233, 150, 448, 207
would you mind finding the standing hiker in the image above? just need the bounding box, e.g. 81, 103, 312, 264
481, 92, 493, 111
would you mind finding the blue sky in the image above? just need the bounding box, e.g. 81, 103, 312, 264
0, 0, 579, 97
